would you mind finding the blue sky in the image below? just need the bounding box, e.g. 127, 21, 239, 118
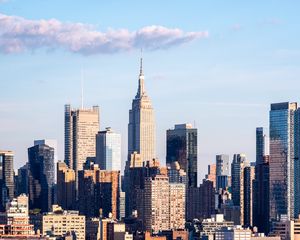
1, 0, 300, 180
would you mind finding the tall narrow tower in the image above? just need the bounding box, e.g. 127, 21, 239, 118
128, 58, 156, 162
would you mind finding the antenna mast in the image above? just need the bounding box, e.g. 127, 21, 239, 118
81, 69, 84, 109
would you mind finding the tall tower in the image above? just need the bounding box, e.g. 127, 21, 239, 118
231, 153, 249, 225
64, 105, 100, 172
269, 102, 297, 221
28, 144, 54, 212
128, 58, 156, 162
0, 151, 14, 210
166, 124, 198, 187
253, 127, 270, 233
96, 127, 121, 171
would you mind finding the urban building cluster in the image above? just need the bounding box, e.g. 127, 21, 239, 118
1, 59, 300, 240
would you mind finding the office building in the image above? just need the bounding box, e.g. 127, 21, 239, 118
96, 127, 121, 171
295, 108, 300, 218
269, 102, 297, 220
199, 214, 234, 239
0, 151, 14, 210
269, 214, 300, 240
57, 162, 76, 210
28, 144, 54, 212
215, 226, 252, 240
216, 154, 230, 190
253, 127, 270, 234
166, 123, 198, 187
64, 104, 100, 173
34, 139, 58, 181
128, 58, 156, 162
16, 163, 29, 196
42, 205, 85, 240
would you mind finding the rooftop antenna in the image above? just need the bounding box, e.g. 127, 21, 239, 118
81, 69, 84, 109
140, 48, 143, 75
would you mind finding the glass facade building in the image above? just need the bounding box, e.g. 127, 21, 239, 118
216, 154, 230, 190
28, 144, 54, 212
0, 151, 14, 211
96, 127, 121, 171
253, 127, 270, 233
269, 102, 297, 221
166, 124, 198, 188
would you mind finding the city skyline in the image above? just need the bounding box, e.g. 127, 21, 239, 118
1, 1, 300, 180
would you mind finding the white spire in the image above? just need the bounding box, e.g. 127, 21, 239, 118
137, 51, 145, 98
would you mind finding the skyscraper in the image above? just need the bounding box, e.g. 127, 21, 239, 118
64, 104, 100, 172
253, 127, 270, 233
166, 124, 198, 187
34, 139, 58, 181
28, 144, 54, 212
96, 127, 121, 171
294, 108, 300, 218
269, 102, 297, 221
128, 58, 156, 162
243, 164, 255, 227
231, 153, 249, 225
0, 151, 14, 210
216, 154, 230, 190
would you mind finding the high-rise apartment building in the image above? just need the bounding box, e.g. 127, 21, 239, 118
253, 127, 270, 234
0, 151, 14, 210
169, 183, 185, 230
128, 58, 156, 162
231, 153, 249, 225
144, 175, 170, 233
78, 162, 120, 219
269, 102, 297, 220
0, 194, 37, 238
28, 144, 54, 212
96, 127, 121, 171
64, 104, 100, 172
166, 124, 198, 187
205, 164, 216, 188
243, 164, 255, 227
57, 162, 76, 210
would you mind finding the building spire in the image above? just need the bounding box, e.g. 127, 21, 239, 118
140, 49, 143, 76
137, 50, 145, 98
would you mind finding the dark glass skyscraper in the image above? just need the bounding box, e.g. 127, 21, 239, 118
269, 102, 297, 221
166, 124, 197, 187
253, 127, 270, 233
0, 151, 14, 210
28, 144, 54, 212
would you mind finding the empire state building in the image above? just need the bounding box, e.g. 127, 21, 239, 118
128, 58, 156, 162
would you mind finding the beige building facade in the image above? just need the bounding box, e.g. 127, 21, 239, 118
42, 205, 85, 240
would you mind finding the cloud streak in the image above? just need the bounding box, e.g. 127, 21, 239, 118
0, 13, 208, 55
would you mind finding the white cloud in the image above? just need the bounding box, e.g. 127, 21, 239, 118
0, 13, 208, 55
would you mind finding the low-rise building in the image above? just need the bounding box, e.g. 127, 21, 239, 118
42, 205, 85, 240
